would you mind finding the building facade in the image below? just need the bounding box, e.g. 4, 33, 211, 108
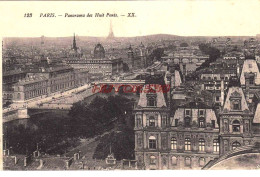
67, 43, 123, 76
219, 84, 259, 155
134, 84, 220, 170
12, 65, 89, 103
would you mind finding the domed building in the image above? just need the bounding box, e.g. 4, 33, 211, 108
66, 42, 123, 77
94, 43, 105, 59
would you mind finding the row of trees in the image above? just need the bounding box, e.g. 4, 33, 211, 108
4, 95, 135, 157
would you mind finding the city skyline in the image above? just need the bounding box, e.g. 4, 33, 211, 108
0, 1, 260, 38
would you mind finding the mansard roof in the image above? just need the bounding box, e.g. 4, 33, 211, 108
137, 84, 167, 108
223, 86, 249, 112
240, 59, 260, 85
253, 103, 260, 123
178, 101, 211, 109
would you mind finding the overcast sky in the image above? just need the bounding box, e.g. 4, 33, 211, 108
0, 0, 259, 37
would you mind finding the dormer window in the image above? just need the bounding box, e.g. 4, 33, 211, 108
230, 91, 242, 111
233, 101, 241, 110
147, 93, 157, 107
185, 110, 191, 116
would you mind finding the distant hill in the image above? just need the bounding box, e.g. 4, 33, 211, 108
3, 34, 255, 48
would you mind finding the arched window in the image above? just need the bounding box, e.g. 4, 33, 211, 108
199, 118, 205, 128
150, 156, 156, 165
185, 157, 191, 166
149, 136, 156, 149
185, 138, 191, 151
213, 139, 219, 152
232, 120, 240, 132
199, 139, 205, 152
171, 156, 177, 165
232, 141, 241, 150
149, 116, 155, 127
171, 137, 177, 150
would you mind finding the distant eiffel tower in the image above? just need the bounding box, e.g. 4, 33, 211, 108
107, 20, 115, 39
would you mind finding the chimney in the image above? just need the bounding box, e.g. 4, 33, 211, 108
81, 161, 84, 169
3, 149, 10, 156
74, 153, 78, 161
14, 156, 18, 164
24, 156, 28, 167
66, 158, 73, 169
40, 159, 44, 167
33, 151, 37, 158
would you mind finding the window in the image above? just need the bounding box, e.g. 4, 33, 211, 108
185, 110, 191, 116
199, 110, 204, 116
162, 115, 167, 127
213, 139, 219, 152
149, 116, 155, 127
17, 93, 21, 99
175, 119, 179, 127
232, 120, 240, 132
184, 117, 191, 127
147, 97, 157, 107
232, 101, 241, 110
199, 139, 205, 152
199, 118, 205, 128
149, 136, 156, 149
216, 96, 220, 102
171, 156, 177, 165
171, 137, 177, 150
211, 120, 216, 128
150, 156, 156, 165
232, 141, 241, 150
136, 115, 142, 127
185, 157, 191, 166
249, 76, 255, 85
185, 138, 191, 151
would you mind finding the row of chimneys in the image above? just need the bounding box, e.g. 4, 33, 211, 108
4, 148, 85, 170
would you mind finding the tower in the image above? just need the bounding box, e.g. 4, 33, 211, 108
72, 33, 78, 51
139, 42, 146, 68
107, 20, 115, 39
219, 79, 254, 155
128, 45, 134, 70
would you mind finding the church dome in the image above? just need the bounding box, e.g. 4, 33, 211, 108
94, 43, 105, 58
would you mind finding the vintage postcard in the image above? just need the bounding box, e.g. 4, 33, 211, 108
0, 0, 260, 171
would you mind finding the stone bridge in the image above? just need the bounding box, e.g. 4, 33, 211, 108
92, 80, 146, 94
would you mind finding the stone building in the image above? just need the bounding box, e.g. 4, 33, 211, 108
239, 59, 260, 103
12, 65, 89, 103
134, 84, 219, 170
219, 83, 259, 155
3, 69, 27, 105
67, 43, 123, 76
127, 43, 148, 70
